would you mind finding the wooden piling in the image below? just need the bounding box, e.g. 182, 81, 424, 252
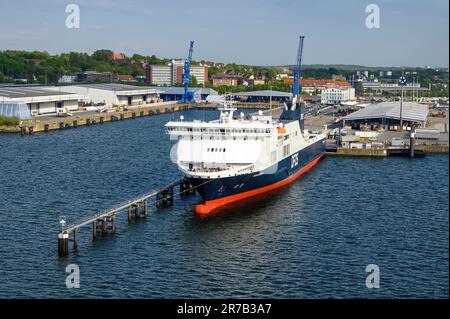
156, 193, 161, 207
92, 221, 97, 239
112, 217, 117, 233
73, 227, 78, 250
102, 218, 108, 234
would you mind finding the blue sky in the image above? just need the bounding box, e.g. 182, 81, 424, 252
0, 0, 448, 66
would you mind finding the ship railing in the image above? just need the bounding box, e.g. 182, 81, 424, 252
181, 162, 253, 173
166, 129, 272, 138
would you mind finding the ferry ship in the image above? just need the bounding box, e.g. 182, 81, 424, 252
165, 101, 326, 215
165, 36, 327, 215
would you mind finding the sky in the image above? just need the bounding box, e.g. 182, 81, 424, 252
0, 0, 448, 67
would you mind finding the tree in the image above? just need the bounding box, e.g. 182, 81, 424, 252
355, 82, 364, 95
132, 54, 145, 61
95, 63, 113, 73
189, 75, 198, 87
92, 50, 113, 63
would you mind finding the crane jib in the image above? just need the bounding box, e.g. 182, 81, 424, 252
292, 35, 305, 98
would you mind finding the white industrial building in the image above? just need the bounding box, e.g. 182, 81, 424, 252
0, 86, 80, 116
321, 87, 355, 105
47, 83, 160, 106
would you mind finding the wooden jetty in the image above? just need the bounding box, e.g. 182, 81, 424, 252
58, 177, 197, 256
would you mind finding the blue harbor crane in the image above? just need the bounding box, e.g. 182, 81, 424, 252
292, 35, 305, 108
180, 41, 196, 104
280, 35, 305, 131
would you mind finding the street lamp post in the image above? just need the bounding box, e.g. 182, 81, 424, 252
398, 75, 407, 131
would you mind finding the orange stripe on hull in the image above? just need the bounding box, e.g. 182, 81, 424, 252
195, 153, 324, 216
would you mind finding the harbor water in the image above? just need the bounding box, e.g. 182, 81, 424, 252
0, 109, 448, 298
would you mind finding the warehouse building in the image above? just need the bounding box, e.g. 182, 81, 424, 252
343, 102, 429, 131
48, 83, 160, 106
0, 86, 80, 117
157, 87, 217, 102
232, 90, 292, 103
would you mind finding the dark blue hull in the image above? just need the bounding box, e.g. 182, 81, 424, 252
189, 138, 326, 203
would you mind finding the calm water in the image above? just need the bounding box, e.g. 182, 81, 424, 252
0, 109, 448, 298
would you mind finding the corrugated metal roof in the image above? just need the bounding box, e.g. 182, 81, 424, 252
0, 87, 76, 99
156, 87, 218, 95
344, 102, 429, 123
75, 83, 159, 92
232, 90, 292, 98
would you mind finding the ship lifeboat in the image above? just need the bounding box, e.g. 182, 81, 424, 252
277, 126, 286, 134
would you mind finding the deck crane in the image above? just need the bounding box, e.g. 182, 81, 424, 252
291, 35, 305, 110
180, 41, 196, 104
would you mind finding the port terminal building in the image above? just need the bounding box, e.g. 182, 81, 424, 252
0, 86, 80, 118
343, 102, 429, 131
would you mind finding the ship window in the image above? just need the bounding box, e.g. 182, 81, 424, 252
207, 148, 210, 152
211, 148, 214, 152
283, 144, 290, 157
223, 148, 226, 152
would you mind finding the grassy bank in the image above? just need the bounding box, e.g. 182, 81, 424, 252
0, 115, 20, 126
